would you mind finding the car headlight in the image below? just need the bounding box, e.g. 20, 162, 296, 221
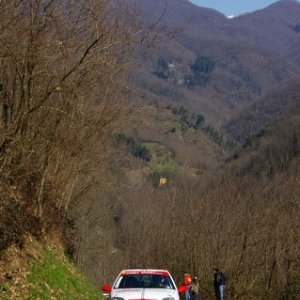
112, 297, 125, 300
162, 298, 175, 300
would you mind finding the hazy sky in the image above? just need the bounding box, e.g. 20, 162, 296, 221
188, 0, 297, 16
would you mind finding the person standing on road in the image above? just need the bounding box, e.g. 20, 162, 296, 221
183, 273, 192, 300
213, 268, 226, 300
190, 276, 200, 300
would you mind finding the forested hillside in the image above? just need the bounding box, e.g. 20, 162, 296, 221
133, 0, 300, 125
1, 0, 300, 299
0, 1, 136, 297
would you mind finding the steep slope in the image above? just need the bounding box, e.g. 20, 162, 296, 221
0, 237, 101, 299
120, 0, 300, 185
234, 0, 300, 64
223, 101, 300, 183
224, 78, 300, 142
133, 0, 300, 128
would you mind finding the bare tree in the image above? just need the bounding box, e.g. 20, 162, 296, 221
0, 0, 136, 246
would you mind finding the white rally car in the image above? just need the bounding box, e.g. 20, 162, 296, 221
102, 269, 186, 300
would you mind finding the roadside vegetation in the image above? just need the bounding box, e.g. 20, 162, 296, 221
0, 236, 101, 300
0, 0, 135, 296
0, 0, 134, 254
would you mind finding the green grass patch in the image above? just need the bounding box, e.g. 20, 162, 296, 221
143, 142, 178, 174
143, 142, 198, 178
0, 291, 10, 300
27, 247, 102, 300
148, 157, 181, 174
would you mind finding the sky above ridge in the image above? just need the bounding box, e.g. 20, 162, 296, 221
188, 0, 298, 16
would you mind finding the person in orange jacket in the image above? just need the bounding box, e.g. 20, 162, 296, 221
183, 273, 192, 300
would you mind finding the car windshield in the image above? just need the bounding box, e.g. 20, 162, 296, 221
114, 273, 175, 289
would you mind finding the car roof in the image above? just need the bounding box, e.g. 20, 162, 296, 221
119, 269, 170, 276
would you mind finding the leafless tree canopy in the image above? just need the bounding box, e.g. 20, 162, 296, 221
112, 155, 300, 299
0, 0, 135, 248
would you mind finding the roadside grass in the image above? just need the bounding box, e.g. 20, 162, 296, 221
27, 246, 102, 300
0, 237, 102, 300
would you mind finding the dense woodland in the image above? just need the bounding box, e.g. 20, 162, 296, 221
0, 0, 134, 265
1, 1, 300, 300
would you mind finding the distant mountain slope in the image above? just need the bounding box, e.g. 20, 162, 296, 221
133, 0, 300, 129
224, 78, 300, 142
235, 0, 300, 61
119, 0, 300, 184
139, 0, 226, 26
224, 101, 300, 180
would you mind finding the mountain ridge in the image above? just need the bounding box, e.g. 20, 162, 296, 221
133, 0, 300, 129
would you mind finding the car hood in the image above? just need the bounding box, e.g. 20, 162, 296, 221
111, 288, 178, 300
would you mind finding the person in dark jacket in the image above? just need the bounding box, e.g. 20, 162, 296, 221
213, 268, 226, 300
